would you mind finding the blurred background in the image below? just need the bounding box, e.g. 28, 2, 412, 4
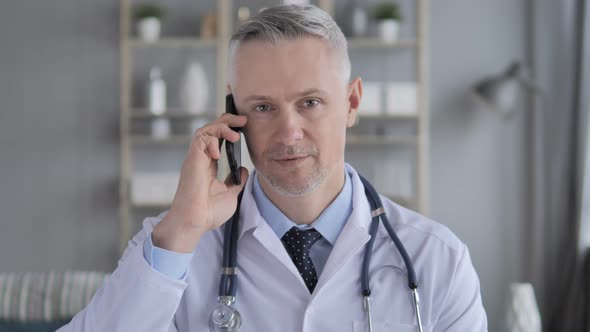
0, 0, 588, 331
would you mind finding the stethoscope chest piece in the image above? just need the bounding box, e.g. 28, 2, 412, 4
210, 298, 242, 332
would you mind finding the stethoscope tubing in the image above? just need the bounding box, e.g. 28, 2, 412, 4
215, 174, 423, 332
358, 175, 419, 290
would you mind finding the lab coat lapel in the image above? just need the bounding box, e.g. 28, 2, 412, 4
312, 168, 372, 295
238, 167, 377, 295
251, 223, 307, 290
237, 171, 260, 240
238, 171, 310, 291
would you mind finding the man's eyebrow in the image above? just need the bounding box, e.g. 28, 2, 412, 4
243, 88, 328, 103
243, 94, 272, 103
294, 88, 328, 98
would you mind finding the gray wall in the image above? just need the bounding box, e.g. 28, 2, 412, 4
0, 1, 529, 330
0, 1, 121, 272
430, 1, 528, 330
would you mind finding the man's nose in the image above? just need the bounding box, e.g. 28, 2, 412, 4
274, 107, 304, 145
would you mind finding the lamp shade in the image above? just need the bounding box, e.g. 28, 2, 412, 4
473, 61, 525, 115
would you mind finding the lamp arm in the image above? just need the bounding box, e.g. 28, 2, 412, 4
517, 75, 545, 98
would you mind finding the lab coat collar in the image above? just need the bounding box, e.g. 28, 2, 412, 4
238, 164, 348, 237
237, 170, 263, 240
237, 171, 304, 283
251, 169, 353, 245
312, 164, 374, 294
237, 164, 403, 295
237, 164, 391, 240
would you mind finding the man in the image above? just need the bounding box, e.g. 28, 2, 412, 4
59, 5, 487, 331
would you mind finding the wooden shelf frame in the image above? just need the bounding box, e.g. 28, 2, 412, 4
118, 0, 430, 251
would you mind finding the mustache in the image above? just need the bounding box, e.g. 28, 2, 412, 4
265, 144, 318, 159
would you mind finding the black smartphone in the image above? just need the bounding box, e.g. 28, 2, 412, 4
225, 94, 241, 185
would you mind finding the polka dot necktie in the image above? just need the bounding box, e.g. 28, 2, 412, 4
281, 227, 323, 293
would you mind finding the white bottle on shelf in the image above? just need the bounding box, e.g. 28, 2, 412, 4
180, 62, 208, 114
151, 118, 170, 140
147, 67, 169, 139
148, 66, 166, 115
352, 5, 368, 37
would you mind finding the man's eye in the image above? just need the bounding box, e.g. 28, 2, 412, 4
255, 105, 270, 112
303, 99, 320, 107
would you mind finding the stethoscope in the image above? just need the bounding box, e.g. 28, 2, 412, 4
209, 174, 424, 332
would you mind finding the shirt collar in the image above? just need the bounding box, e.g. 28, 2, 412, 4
252, 169, 353, 245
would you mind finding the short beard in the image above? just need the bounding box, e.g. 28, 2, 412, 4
258, 166, 328, 197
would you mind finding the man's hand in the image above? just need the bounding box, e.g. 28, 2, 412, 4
152, 113, 249, 253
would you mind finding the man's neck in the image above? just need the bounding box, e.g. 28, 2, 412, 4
258, 165, 346, 225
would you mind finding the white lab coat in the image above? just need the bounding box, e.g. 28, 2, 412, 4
58, 165, 487, 332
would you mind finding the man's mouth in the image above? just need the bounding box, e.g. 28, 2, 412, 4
275, 154, 308, 161
273, 155, 309, 167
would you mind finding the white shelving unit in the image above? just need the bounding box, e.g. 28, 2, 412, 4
118, 0, 430, 252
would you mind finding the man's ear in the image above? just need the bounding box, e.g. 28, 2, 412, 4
346, 77, 362, 127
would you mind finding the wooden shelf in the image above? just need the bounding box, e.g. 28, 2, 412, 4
130, 134, 417, 146
130, 195, 414, 210
358, 113, 418, 120
131, 135, 193, 145
385, 195, 417, 208
118, 0, 430, 251
346, 135, 418, 146
347, 38, 417, 49
130, 109, 216, 120
131, 202, 171, 209
130, 111, 417, 120
127, 37, 217, 48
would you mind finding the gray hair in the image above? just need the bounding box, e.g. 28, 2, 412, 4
227, 4, 351, 84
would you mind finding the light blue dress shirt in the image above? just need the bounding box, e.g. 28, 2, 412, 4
144, 169, 353, 279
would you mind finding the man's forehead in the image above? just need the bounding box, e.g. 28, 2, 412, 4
233, 37, 339, 73
234, 36, 333, 55
232, 72, 334, 102
231, 38, 342, 96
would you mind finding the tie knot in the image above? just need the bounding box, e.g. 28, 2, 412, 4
281, 227, 322, 254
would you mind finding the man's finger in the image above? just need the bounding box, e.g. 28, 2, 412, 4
196, 123, 241, 143
217, 113, 248, 127
190, 134, 220, 162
